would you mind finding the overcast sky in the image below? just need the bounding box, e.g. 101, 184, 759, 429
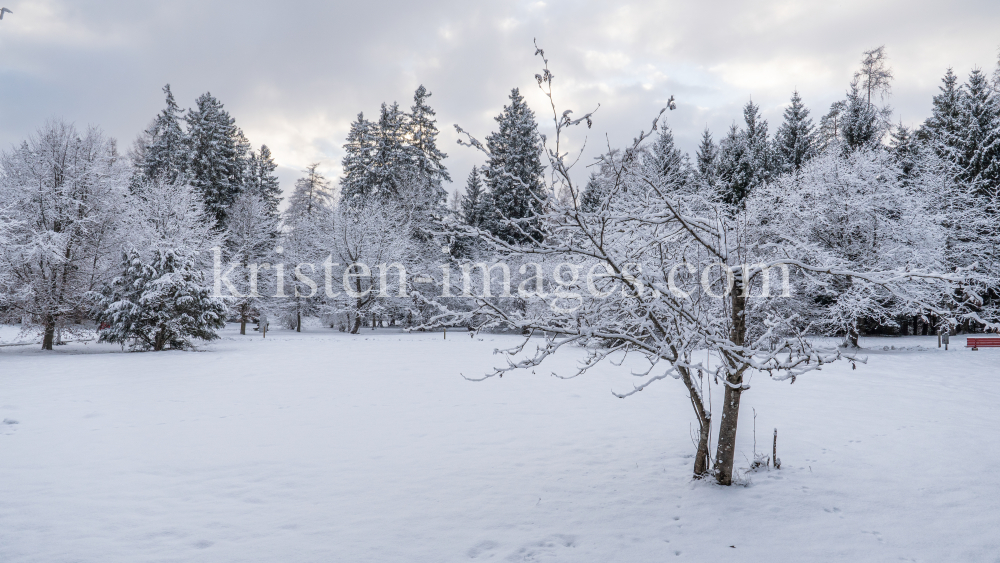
2, 0, 999, 201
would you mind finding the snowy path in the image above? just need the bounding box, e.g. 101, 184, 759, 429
1, 326, 998, 562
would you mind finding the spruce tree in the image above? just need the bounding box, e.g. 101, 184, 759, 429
409, 85, 450, 206
774, 90, 816, 173
186, 92, 249, 227
694, 128, 718, 186
484, 88, 546, 244
579, 173, 606, 213
339, 113, 376, 202
716, 101, 773, 205
650, 124, 689, 187
96, 245, 227, 351
245, 145, 282, 220
137, 84, 188, 184
919, 68, 963, 162
840, 80, 881, 152
460, 167, 487, 227
959, 69, 1000, 192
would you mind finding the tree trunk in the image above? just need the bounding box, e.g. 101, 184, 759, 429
715, 385, 743, 485
41, 314, 56, 351
350, 313, 361, 334
846, 324, 860, 348
296, 311, 301, 333
715, 287, 747, 485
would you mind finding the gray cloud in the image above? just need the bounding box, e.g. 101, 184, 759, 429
1, 0, 998, 199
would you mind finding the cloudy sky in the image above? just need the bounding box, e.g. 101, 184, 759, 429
1, 0, 999, 200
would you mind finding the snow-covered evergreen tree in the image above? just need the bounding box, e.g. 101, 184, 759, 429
96, 244, 227, 351
136, 84, 188, 185
186, 92, 250, 227
244, 145, 282, 221
408, 85, 450, 205
716, 101, 772, 205
288, 163, 334, 219
694, 127, 718, 186
959, 69, 1000, 195
460, 167, 487, 227
650, 123, 690, 188
919, 68, 964, 162
483, 88, 546, 243
774, 90, 817, 173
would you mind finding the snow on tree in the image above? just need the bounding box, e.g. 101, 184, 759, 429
95, 244, 227, 351
277, 164, 335, 332
959, 69, 1000, 197
481, 87, 547, 244
0, 121, 128, 350
321, 197, 413, 333
429, 44, 976, 486
93, 176, 227, 351
716, 100, 773, 205
408, 85, 451, 205
186, 92, 250, 227
224, 190, 280, 334
918, 68, 964, 163
774, 90, 817, 173
694, 127, 718, 186
650, 122, 691, 189
460, 167, 488, 228
135, 85, 189, 185
244, 145, 282, 221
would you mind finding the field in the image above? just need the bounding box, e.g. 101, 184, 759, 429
1, 325, 998, 562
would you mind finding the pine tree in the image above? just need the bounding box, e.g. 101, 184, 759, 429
774, 90, 816, 173
245, 145, 282, 220
460, 167, 487, 227
186, 92, 249, 227
96, 245, 227, 351
137, 85, 188, 184
484, 88, 546, 244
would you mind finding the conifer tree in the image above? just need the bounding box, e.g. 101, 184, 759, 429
339, 113, 376, 202
579, 173, 606, 213
716, 101, 773, 205
774, 90, 816, 173
96, 245, 227, 351
694, 128, 718, 186
919, 68, 963, 161
959, 69, 1000, 192
409, 85, 450, 205
460, 167, 487, 227
186, 92, 249, 227
137, 85, 188, 184
245, 145, 282, 220
650, 124, 689, 187
484, 88, 546, 244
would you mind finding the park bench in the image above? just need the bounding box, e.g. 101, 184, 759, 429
966, 337, 1000, 350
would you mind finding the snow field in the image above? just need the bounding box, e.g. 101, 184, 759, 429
1, 325, 999, 562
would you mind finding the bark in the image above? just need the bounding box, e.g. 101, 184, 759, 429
41, 314, 56, 351
714, 287, 747, 485
846, 324, 860, 348
296, 311, 301, 333
715, 384, 743, 485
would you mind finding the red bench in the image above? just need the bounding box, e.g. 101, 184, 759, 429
966, 338, 1000, 350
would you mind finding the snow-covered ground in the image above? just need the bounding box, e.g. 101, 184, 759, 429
1, 324, 998, 562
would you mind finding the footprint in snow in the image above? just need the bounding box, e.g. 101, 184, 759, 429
504, 535, 575, 561
467, 540, 499, 558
